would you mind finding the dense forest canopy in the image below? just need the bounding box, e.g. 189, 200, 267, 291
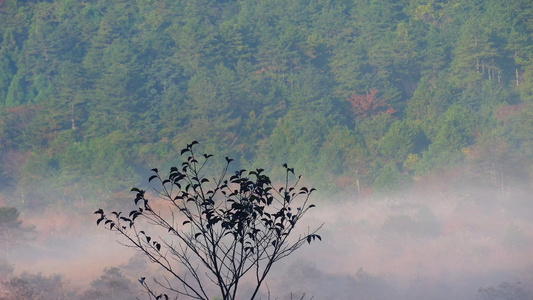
1, 0, 533, 208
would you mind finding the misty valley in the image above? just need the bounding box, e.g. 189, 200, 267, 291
1, 0, 533, 299
1, 176, 532, 299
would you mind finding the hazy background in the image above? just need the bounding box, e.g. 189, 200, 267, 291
3, 176, 532, 299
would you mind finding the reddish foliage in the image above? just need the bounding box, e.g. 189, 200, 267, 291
334, 175, 353, 188
3, 105, 40, 133
1, 150, 30, 174
255, 66, 281, 75
346, 89, 395, 117
410, 167, 462, 201
357, 186, 374, 199
494, 104, 524, 123
441, 219, 468, 236
465, 140, 507, 161
6, 104, 41, 115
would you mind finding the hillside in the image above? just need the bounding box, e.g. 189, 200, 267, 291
0, 0, 532, 207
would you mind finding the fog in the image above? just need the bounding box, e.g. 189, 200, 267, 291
267, 188, 533, 300
2, 177, 533, 299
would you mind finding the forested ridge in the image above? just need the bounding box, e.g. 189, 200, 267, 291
1, 0, 533, 208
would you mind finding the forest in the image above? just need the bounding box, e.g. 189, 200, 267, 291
1, 0, 533, 298
0, 0, 532, 206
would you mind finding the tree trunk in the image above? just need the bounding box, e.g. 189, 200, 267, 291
355, 168, 361, 195
71, 102, 76, 130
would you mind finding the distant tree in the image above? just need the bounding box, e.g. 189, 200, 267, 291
0, 206, 21, 230
0, 272, 69, 300
0, 259, 13, 282
94, 141, 322, 300
373, 161, 403, 195
2, 105, 41, 150
0, 206, 33, 259
379, 120, 427, 163
477, 281, 529, 300
346, 89, 395, 117
79, 267, 138, 300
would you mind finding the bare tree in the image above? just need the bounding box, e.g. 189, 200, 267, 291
95, 141, 322, 300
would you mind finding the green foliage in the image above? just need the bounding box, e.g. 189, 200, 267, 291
433, 104, 476, 152
412, 104, 477, 174
357, 113, 394, 160
406, 74, 454, 128
1, 0, 533, 204
4, 75, 25, 107
379, 119, 427, 163
373, 161, 405, 195
256, 110, 328, 181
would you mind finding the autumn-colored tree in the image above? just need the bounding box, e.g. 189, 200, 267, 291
346, 89, 395, 117
494, 104, 524, 124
